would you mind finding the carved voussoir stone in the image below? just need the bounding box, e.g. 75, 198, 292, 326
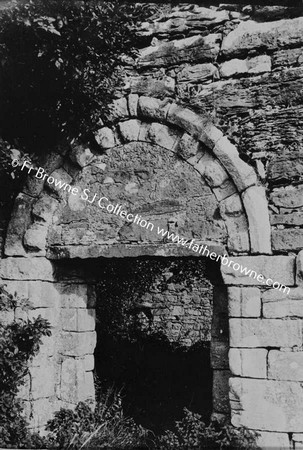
213, 136, 257, 192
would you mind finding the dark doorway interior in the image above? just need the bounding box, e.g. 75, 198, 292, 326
93, 256, 216, 433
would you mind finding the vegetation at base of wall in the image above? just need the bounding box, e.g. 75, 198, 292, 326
42, 388, 151, 449
0, 0, 154, 154
0, 285, 51, 448
32, 395, 259, 449
157, 408, 259, 450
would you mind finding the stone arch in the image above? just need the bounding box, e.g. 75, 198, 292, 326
4, 95, 271, 259
1, 95, 280, 436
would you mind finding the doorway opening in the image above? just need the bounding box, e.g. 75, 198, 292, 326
92, 256, 221, 433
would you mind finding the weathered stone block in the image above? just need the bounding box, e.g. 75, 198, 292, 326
84, 354, 95, 372
30, 364, 55, 399
118, 119, 141, 142
177, 63, 217, 83
230, 377, 303, 432
272, 229, 303, 252
263, 287, 303, 318
296, 250, 303, 286
195, 152, 229, 187
61, 309, 96, 332
32, 194, 59, 223
4, 193, 34, 256
256, 431, 291, 449
212, 370, 230, 414
147, 122, 181, 150
228, 287, 261, 317
213, 137, 257, 192
84, 371, 95, 400
24, 222, 48, 254
137, 34, 221, 68
69, 143, 94, 168
270, 185, 303, 209
220, 55, 271, 78
60, 331, 96, 357
107, 97, 129, 121
229, 318, 302, 348
95, 127, 116, 149
268, 350, 303, 381
167, 103, 206, 138
137, 96, 172, 121
242, 186, 271, 255
127, 94, 139, 117
175, 133, 201, 160
60, 358, 87, 403
211, 340, 229, 369
0, 257, 54, 281
46, 168, 73, 199
222, 17, 303, 57
221, 255, 295, 286
229, 348, 267, 378
130, 75, 175, 97
28, 307, 59, 328
58, 283, 89, 308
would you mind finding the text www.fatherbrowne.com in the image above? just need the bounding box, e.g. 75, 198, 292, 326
14, 159, 290, 295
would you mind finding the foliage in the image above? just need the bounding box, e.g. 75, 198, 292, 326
0, 285, 51, 448
157, 408, 259, 450
43, 387, 150, 449
0, 0, 154, 153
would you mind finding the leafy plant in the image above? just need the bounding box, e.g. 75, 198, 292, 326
0, 285, 51, 448
157, 408, 259, 450
0, 0, 153, 153
44, 387, 151, 449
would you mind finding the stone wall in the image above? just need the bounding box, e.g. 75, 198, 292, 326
0, 2, 303, 448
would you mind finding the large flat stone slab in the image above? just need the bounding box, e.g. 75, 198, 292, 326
230, 377, 303, 432
222, 17, 303, 57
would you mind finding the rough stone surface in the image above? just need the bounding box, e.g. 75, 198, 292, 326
60, 358, 87, 403
213, 137, 257, 192
262, 287, 303, 318
212, 370, 230, 414
118, 119, 141, 142
230, 377, 303, 432
0, 257, 54, 281
228, 287, 261, 318
23, 223, 48, 254
229, 318, 302, 348
296, 250, 303, 286
220, 55, 271, 78
256, 431, 291, 449
268, 350, 303, 382
137, 34, 221, 68
221, 255, 295, 286
95, 127, 116, 149
270, 185, 303, 209
229, 348, 267, 379
242, 186, 271, 255
4, 193, 34, 256
222, 17, 303, 57
60, 331, 97, 357
61, 309, 96, 332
